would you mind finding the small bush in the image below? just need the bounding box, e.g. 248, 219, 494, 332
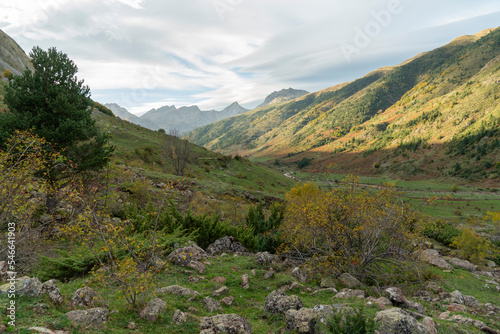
321, 308, 376, 334
297, 157, 313, 169
451, 227, 493, 263
422, 220, 462, 246
374, 162, 381, 169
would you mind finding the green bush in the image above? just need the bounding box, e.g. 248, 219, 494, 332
245, 203, 284, 253
320, 308, 376, 334
422, 220, 462, 246
36, 247, 100, 281
297, 157, 313, 169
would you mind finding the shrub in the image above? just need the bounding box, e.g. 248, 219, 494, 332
422, 220, 462, 246
279, 177, 421, 282
297, 157, 313, 169
245, 203, 284, 253
451, 227, 493, 264
320, 308, 376, 334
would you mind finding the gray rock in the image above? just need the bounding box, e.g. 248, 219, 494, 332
422, 317, 437, 334
173, 309, 188, 325
188, 260, 206, 274
241, 274, 250, 289
449, 314, 486, 328
264, 290, 303, 314
264, 270, 274, 280
213, 286, 229, 297
406, 300, 425, 314
166, 244, 208, 266
256, 252, 278, 266
43, 280, 63, 305
464, 295, 479, 308
71, 287, 98, 308
27, 327, 68, 334
286, 305, 335, 334
292, 267, 308, 283
156, 285, 200, 297
339, 273, 361, 288
385, 287, 407, 306
425, 282, 443, 294
211, 276, 227, 285
221, 296, 234, 306
66, 308, 108, 328
446, 257, 478, 271
18, 277, 45, 298
450, 290, 465, 304
139, 298, 166, 321
206, 236, 248, 255
203, 297, 222, 312
419, 249, 453, 269
375, 308, 430, 334
447, 303, 467, 313
200, 314, 252, 334
335, 288, 366, 299
320, 277, 336, 289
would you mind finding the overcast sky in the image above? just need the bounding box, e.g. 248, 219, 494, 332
1, 0, 500, 114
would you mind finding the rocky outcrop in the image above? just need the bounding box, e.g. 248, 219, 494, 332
446, 257, 478, 272
199, 314, 252, 334
375, 308, 430, 334
206, 236, 248, 255
156, 285, 200, 297
291, 267, 308, 283
66, 308, 108, 328
139, 298, 166, 321
419, 249, 453, 269
335, 288, 366, 299
43, 280, 63, 305
166, 244, 208, 266
285, 305, 334, 334
338, 273, 361, 288
264, 290, 303, 314
71, 287, 99, 308
203, 297, 222, 312
173, 309, 188, 325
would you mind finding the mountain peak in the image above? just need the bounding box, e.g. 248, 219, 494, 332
258, 88, 309, 108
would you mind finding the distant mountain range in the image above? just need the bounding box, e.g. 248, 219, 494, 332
189, 27, 500, 182
105, 88, 309, 134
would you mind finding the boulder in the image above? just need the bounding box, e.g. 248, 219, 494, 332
385, 287, 407, 306
338, 273, 361, 288
425, 282, 443, 294
166, 244, 208, 267
241, 274, 250, 289
139, 298, 166, 322
71, 287, 98, 308
203, 297, 222, 312
28, 327, 68, 334
422, 317, 437, 334
449, 314, 486, 328
264, 290, 303, 314
221, 296, 234, 306
375, 308, 430, 334
320, 277, 336, 289
206, 236, 248, 256
173, 309, 188, 325
264, 270, 274, 280
450, 290, 465, 304
419, 249, 453, 269
187, 260, 206, 274
156, 285, 200, 297
335, 288, 366, 299
292, 267, 308, 283
66, 308, 108, 328
446, 257, 478, 272
17, 277, 45, 298
256, 252, 278, 266
464, 295, 479, 308
43, 280, 63, 305
200, 314, 252, 334
447, 303, 467, 313
286, 305, 334, 334
406, 300, 425, 314
213, 286, 229, 297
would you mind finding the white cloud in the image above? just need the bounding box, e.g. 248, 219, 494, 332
1, 0, 499, 114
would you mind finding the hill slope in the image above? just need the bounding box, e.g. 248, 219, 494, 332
189, 27, 500, 184
0, 28, 32, 75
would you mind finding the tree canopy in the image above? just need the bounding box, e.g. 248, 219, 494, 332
0, 46, 113, 173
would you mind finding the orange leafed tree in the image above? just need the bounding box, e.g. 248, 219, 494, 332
280, 176, 422, 283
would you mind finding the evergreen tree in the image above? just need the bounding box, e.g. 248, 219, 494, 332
0, 46, 114, 210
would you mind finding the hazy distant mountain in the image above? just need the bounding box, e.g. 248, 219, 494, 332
139, 102, 248, 134
257, 88, 309, 108
105, 102, 249, 134
190, 27, 500, 181
0, 28, 33, 75
104, 103, 160, 130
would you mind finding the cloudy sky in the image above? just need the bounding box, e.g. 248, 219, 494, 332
1, 0, 500, 114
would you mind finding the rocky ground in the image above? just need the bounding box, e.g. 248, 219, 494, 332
1, 236, 500, 333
